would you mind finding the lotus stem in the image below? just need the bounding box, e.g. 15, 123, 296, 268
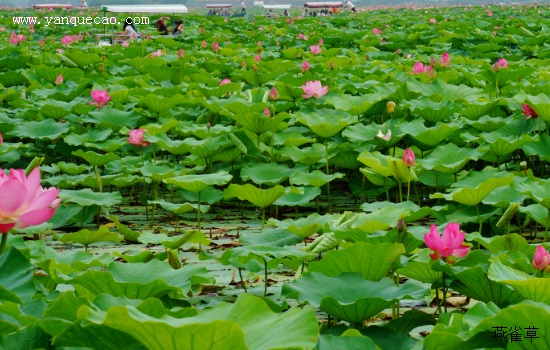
406, 170, 411, 202
325, 140, 331, 211
94, 166, 102, 193
140, 147, 144, 167
442, 272, 447, 313
261, 207, 265, 229
264, 258, 268, 297
544, 210, 549, 242
197, 192, 202, 230
0, 233, 8, 255
238, 268, 247, 293
477, 205, 482, 236
434, 286, 441, 315
394, 271, 400, 318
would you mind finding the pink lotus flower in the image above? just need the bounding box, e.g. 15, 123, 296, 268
212, 41, 219, 52
533, 245, 550, 271
310, 45, 321, 55
429, 17, 437, 23
424, 223, 470, 263
377, 130, 392, 140
0, 132, 2, 144
487, 11, 493, 16
440, 52, 451, 67
297, 33, 308, 40
201, 40, 207, 49
150, 50, 162, 58
493, 58, 508, 71
178, 49, 185, 59
411, 62, 429, 74
301, 61, 310, 72
127, 129, 150, 148
263, 108, 271, 117
254, 54, 261, 62
241, 61, 246, 68
403, 148, 415, 167
39, 39, 44, 47
269, 87, 279, 100
16, 34, 26, 42
257, 41, 262, 47
200, 27, 205, 34
0, 168, 60, 234
55, 75, 63, 85
318, 38, 324, 45
301, 80, 328, 99
61, 35, 73, 45
372, 28, 382, 35
220, 78, 231, 86
89, 89, 111, 109
522, 104, 538, 119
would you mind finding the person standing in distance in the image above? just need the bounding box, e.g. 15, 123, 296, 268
241, 1, 246, 13
346, 0, 356, 12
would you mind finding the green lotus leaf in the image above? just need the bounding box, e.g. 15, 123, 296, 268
58, 226, 123, 248
56, 161, 91, 176
406, 79, 485, 103
59, 189, 122, 207
240, 162, 302, 186
282, 272, 425, 324
108, 215, 140, 243
419, 143, 482, 174
360, 201, 432, 223
522, 134, 550, 162
166, 171, 233, 193
295, 108, 357, 139
406, 99, 459, 123
488, 259, 550, 304
138, 230, 209, 249
218, 245, 314, 271
66, 260, 212, 299
519, 204, 550, 227
399, 119, 463, 151
60, 49, 101, 68
82, 107, 142, 130
460, 100, 502, 120
514, 176, 550, 209
280, 143, 325, 166
71, 150, 120, 167
0, 247, 36, 305
465, 115, 507, 133
387, 158, 417, 183
357, 151, 394, 177
479, 132, 537, 163
112, 250, 153, 263
482, 186, 526, 209
12, 118, 70, 140
472, 233, 533, 255
138, 94, 186, 115
273, 186, 321, 207
269, 213, 334, 238
289, 170, 345, 187
325, 91, 386, 115
184, 136, 233, 160
39, 100, 78, 119
308, 243, 405, 281
64, 129, 113, 146
148, 199, 206, 215
0, 71, 27, 87
397, 250, 443, 284
141, 119, 181, 136
224, 184, 285, 209
140, 163, 176, 182
432, 168, 513, 206
317, 334, 379, 350
524, 93, 550, 122
147, 133, 192, 155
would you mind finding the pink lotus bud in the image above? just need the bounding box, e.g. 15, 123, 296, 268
319, 38, 324, 45
330, 61, 334, 70
202, 40, 207, 49
533, 245, 550, 271
429, 17, 437, 23
121, 41, 129, 47
55, 75, 63, 85
269, 87, 279, 100
254, 54, 261, 62
220, 78, 231, 86
310, 45, 321, 55
241, 61, 246, 68
39, 39, 44, 47
257, 41, 262, 47
127, 128, 150, 147
493, 58, 508, 71
372, 28, 382, 35
206, 122, 211, 129
0, 132, 3, 145
403, 148, 416, 167
440, 52, 451, 67
301, 61, 310, 72
522, 104, 538, 120
264, 108, 271, 117
178, 49, 185, 59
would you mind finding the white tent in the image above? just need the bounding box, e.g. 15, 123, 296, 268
263, 4, 291, 9
101, 4, 188, 13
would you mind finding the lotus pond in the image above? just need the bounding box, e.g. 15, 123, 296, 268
1, 4, 550, 350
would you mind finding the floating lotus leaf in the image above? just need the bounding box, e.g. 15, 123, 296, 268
240, 162, 302, 186
460, 100, 502, 120
58, 226, 123, 248
397, 250, 443, 284
138, 94, 186, 115
280, 143, 325, 166
218, 244, 315, 272
147, 199, 208, 215
357, 151, 394, 177
166, 171, 233, 193
140, 163, 176, 182
59, 189, 122, 207
269, 213, 334, 237
407, 79, 485, 103
82, 107, 142, 131
12, 119, 70, 140
522, 134, 550, 162
479, 132, 537, 163
419, 143, 481, 174
519, 204, 550, 227
308, 243, 405, 281
60, 49, 101, 68
295, 108, 357, 139
147, 134, 192, 155
282, 272, 425, 324
56, 161, 91, 176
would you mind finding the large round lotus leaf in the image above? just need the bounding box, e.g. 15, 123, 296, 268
59, 189, 122, 207
308, 242, 405, 281
399, 119, 463, 150
166, 171, 233, 193
419, 143, 481, 174
282, 272, 425, 324
269, 213, 334, 237
513, 177, 550, 209
224, 184, 285, 209
12, 119, 69, 140
289, 170, 345, 187
295, 108, 357, 139
274, 186, 321, 207
240, 162, 301, 186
